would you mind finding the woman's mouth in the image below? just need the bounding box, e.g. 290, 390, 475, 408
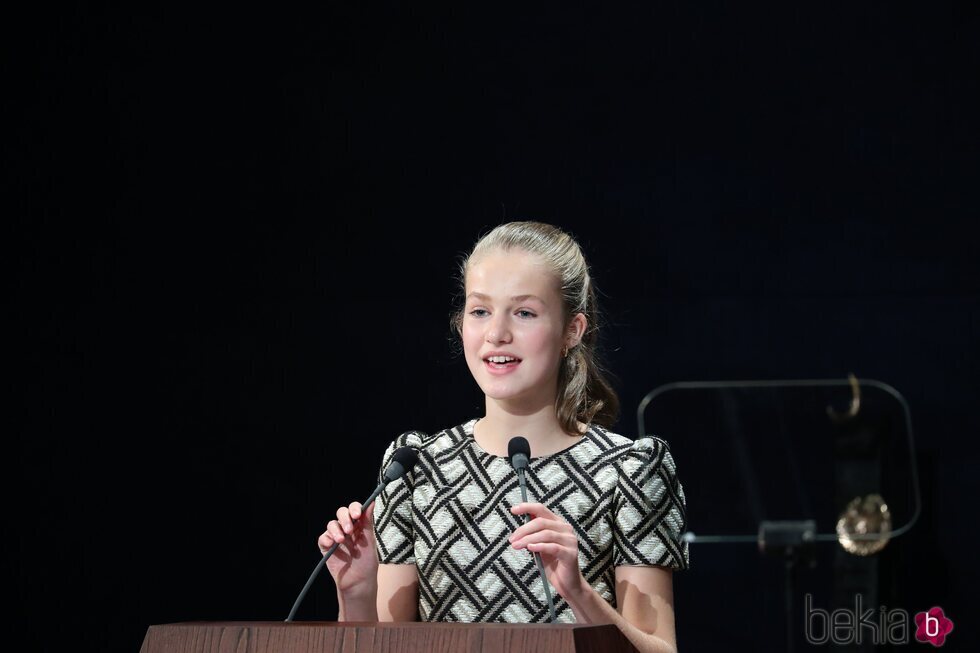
483, 355, 522, 374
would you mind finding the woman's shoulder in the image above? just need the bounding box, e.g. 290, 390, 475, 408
586, 424, 676, 467
384, 419, 477, 455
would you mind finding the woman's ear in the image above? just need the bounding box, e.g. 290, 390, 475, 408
567, 312, 587, 348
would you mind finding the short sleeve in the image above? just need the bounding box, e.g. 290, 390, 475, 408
612, 437, 690, 569
373, 432, 424, 565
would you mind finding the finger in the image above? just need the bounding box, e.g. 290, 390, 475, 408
513, 528, 575, 545
318, 531, 349, 558
526, 542, 566, 556
510, 514, 569, 541
511, 502, 554, 519
337, 506, 354, 533
509, 520, 542, 542
361, 503, 377, 541
326, 520, 346, 543
317, 533, 335, 554
349, 501, 364, 522
512, 529, 577, 549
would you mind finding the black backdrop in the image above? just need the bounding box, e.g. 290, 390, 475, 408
11, 2, 980, 651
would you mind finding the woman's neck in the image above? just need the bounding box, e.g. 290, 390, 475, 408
474, 398, 584, 458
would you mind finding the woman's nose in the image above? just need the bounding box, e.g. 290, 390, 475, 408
486, 315, 512, 344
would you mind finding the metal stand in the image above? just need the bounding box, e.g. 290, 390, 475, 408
637, 378, 922, 651
758, 520, 816, 653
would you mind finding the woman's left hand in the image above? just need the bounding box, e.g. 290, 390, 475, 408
510, 502, 588, 600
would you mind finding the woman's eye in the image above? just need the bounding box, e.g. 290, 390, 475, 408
469, 308, 489, 317
516, 310, 537, 319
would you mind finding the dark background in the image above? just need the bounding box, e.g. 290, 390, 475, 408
11, 2, 979, 651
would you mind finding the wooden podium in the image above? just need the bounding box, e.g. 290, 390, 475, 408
140, 621, 640, 653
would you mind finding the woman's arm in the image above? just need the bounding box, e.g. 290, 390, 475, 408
376, 564, 420, 621
563, 566, 677, 653
323, 501, 418, 622
509, 503, 678, 653
337, 564, 419, 621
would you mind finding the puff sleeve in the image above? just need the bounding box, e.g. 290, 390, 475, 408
373, 431, 424, 564
612, 436, 689, 569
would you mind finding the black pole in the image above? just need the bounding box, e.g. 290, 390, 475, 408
785, 552, 796, 653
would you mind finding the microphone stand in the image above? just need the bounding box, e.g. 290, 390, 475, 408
285, 481, 387, 622
285, 446, 419, 622
515, 466, 557, 623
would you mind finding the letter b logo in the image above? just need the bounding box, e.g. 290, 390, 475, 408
915, 607, 953, 647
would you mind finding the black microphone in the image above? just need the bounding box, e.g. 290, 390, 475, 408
384, 446, 419, 483
285, 442, 421, 621
508, 436, 530, 471
507, 436, 557, 623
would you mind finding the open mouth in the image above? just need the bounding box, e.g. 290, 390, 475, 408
483, 355, 522, 369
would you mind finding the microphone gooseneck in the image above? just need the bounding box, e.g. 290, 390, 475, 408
285, 441, 421, 622
507, 436, 557, 623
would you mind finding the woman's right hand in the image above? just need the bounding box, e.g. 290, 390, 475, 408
317, 501, 379, 596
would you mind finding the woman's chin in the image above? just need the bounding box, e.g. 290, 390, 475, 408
482, 388, 552, 410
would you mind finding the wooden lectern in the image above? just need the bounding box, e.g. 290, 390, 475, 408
140, 621, 640, 653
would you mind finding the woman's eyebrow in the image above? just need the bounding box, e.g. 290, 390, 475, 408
511, 294, 545, 303
466, 292, 546, 303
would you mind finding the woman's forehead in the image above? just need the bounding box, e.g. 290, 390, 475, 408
465, 249, 560, 297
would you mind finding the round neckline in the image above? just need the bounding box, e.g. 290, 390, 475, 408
463, 418, 594, 461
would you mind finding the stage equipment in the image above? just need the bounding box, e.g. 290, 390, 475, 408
636, 377, 920, 653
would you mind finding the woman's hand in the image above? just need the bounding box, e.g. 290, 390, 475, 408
317, 501, 379, 598
509, 502, 588, 600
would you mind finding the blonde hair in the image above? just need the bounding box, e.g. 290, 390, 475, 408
452, 221, 620, 434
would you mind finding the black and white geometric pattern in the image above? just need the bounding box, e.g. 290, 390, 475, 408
374, 419, 689, 623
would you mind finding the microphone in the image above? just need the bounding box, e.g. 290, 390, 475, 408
285, 443, 421, 621
384, 446, 419, 483
508, 436, 530, 471
507, 436, 557, 623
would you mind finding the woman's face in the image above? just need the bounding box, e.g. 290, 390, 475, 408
462, 248, 579, 408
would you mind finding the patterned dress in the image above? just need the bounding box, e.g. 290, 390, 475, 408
373, 419, 689, 623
